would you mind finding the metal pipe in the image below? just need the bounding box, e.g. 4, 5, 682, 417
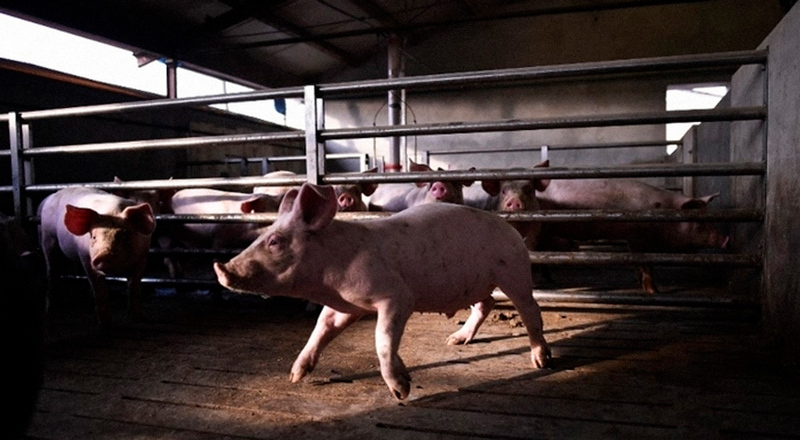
529, 251, 761, 267
145, 208, 758, 225
386, 34, 403, 172
3, 50, 764, 123
318, 50, 767, 96
16, 87, 305, 121
428, 140, 683, 156
530, 292, 756, 309
21, 162, 765, 193
322, 107, 765, 140
22, 131, 305, 156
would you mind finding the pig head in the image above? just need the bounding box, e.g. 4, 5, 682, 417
214, 183, 549, 399
334, 168, 379, 212
480, 160, 551, 249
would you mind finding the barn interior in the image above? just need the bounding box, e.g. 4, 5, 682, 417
2, 0, 799, 438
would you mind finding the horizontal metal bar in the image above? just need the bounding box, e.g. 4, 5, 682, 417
322, 162, 765, 184
23, 131, 305, 156
321, 107, 765, 140
5, 51, 762, 124
150, 208, 760, 225
500, 209, 763, 222
529, 251, 761, 267
429, 141, 683, 156
319, 50, 767, 95
25, 161, 763, 193
529, 291, 757, 309
17, 87, 305, 121
267, 153, 367, 163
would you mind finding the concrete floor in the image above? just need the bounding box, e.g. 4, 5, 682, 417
20, 273, 800, 440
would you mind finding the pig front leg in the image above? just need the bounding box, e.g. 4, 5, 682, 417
638, 265, 658, 294
290, 306, 364, 383
374, 298, 413, 400
445, 296, 495, 345
126, 267, 145, 321
86, 270, 112, 327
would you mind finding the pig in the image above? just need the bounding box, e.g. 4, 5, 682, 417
333, 169, 379, 212
214, 183, 550, 400
38, 187, 156, 326
253, 170, 300, 200
368, 161, 474, 212
169, 188, 281, 250
536, 178, 730, 293
476, 160, 551, 250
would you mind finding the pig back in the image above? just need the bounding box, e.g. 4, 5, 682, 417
362, 204, 530, 312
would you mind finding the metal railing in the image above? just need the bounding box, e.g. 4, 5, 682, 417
2, 49, 767, 306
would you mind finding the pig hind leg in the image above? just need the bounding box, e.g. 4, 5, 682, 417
497, 272, 550, 368
445, 296, 495, 345
290, 306, 364, 383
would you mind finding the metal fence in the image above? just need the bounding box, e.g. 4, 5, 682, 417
2, 49, 767, 306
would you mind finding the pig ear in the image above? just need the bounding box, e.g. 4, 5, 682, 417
698, 193, 720, 204
482, 180, 501, 196
532, 160, 550, 192
278, 188, 300, 216
293, 184, 337, 231
123, 203, 156, 235
64, 205, 98, 236
359, 182, 378, 197
459, 167, 476, 187
240, 196, 273, 213
359, 169, 379, 196
409, 161, 432, 172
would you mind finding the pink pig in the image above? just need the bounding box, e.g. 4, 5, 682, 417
479, 160, 551, 250
38, 187, 156, 326
214, 183, 550, 400
368, 161, 474, 211
169, 188, 281, 249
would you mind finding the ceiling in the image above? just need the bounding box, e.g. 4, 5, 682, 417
0, 0, 795, 90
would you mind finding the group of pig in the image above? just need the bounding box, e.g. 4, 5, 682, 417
34, 161, 728, 400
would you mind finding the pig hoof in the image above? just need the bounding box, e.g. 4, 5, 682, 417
388, 377, 411, 400
531, 343, 551, 369
445, 332, 470, 345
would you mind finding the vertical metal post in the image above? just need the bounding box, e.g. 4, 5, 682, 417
166, 59, 178, 99
682, 126, 698, 197
386, 34, 404, 172
540, 145, 549, 162
304, 85, 324, 185
8, 112, 25, 220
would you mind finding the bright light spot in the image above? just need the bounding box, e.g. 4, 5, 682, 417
666, 84, 729, 154
0, 12, 304, 128
0, 13, 166, 94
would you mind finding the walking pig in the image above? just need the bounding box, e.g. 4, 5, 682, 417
39, 187, 156, 326
214, 183, 550, 400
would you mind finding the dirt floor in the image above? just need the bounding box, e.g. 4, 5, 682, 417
20, 269, 800, 440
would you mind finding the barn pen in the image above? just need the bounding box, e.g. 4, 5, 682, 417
3, 9, 800, 440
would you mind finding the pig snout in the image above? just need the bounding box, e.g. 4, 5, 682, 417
213, 261, 232, 287
91, 253, 114, 273
337, 193, 356, 210
429, 182, 450, 201
503, 197, 525, 211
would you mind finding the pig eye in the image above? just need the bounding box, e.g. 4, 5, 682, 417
266, 234, 285, 249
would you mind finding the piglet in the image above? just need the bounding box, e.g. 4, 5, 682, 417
368, 161, 474, 211
214, 183, 550, 400
39, 187, 156, 326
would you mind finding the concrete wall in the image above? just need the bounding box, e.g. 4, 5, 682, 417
730, 2, 800, 357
